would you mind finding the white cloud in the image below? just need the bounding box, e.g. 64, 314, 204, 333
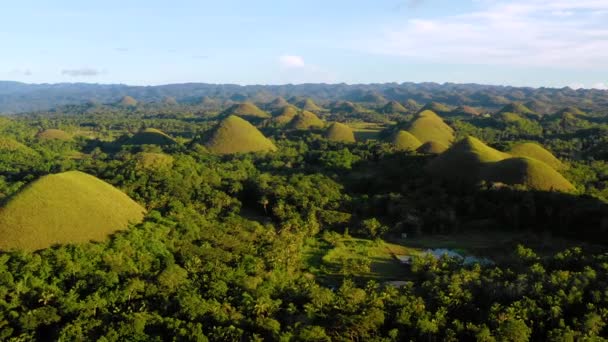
367, 0, 608, 68
279, 55, 306, 68
61, 67, 102, 77
592, 82, 608, 90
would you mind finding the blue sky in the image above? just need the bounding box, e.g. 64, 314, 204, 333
1, 0, 607, 88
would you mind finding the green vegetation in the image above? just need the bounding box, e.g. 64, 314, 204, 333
390, 130, 422, 151
498, 102, 535, 116
36, 128, 71, 141
0, 85, 606, 340
0, 171, 145, 251
288, 110, 325, 130
416, 140, 448, 154
324, 122, 356, 142
203, 115, 277, 154
509, 142, 565, 170
124, 128, 177, 145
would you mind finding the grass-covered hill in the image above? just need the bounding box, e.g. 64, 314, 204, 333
449, 106, 481, 117
324, 122, 356, 143
203, 115, 277, 154
0, 171, 145, 251
288, 111, 325, 130
428, 136, 573, 191
125, 128, 177, 146
272, 105, 300, 125
0, 137, 36, 154
267, 97, 289, 111
498, 102, 536, 116
481, 157, 574, 192
509, 142, 565, 170
331, 101, 365, 114
420, 102, 452, 115
297, 98, 323, 112
416, 140, 448, 154
36, 129, 72, 141
221, 102, 271, 121
406, 110, 455, 146
381, 100, 408, 114
389, 130, 422, 151
118, 96, 138, 107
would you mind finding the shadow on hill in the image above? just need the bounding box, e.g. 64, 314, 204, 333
341, 151, 608, 245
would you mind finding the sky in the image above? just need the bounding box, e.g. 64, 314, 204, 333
1, 0, 607, 89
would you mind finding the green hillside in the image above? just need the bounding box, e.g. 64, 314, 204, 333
298, 98, 323, 112
272, 105, 300, 125
288, 111, 325, 130
0, 137, 35, 154
450, 106, 481, 117
498, 102, 535, 116
428, 136, 510, 183
407, 110, 454, 146
125, 128, 177, 145
382, 101, 408, 114
204, 115, 277, 154
481, 157, 574, 192
324, 122, 356, 142
416, 140, 448, 154
390, 130, 422, 151
509, 142, 565, 170
0, 171, 145, 251
36, 129, 72, 141
267, 97, 289, 110
222, 102, 271, 120
420, 102, 452, 115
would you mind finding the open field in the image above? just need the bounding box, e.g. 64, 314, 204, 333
346, 122, 389, 141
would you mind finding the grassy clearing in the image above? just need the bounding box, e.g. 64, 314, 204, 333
302, 234, 417, 284
347, 122, 388, 141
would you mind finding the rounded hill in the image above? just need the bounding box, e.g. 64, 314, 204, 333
288, 111, 325, 130
0, 137, 35, 154
0, 171, 146, 251
203, 115, 277, 154
222, 102, 270, 120
481, 157, 574, 192
324, 122, 355, 143
118, 96, 138, 107
509, 142, 565, 170
390, 131, 422, 151
135, 152, 174, 170
427, 136, 510, 183
272, 105, 300, 125
36, 129, 71, 141
382, 101, 408, 114
125, 128, 177, 146
406, 110, 454, 146
298, 98, 323, 112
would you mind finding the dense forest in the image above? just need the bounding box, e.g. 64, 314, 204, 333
0, 86, 608, 341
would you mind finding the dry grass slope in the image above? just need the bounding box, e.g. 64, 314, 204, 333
324, 122, 356, 142
299, 98, 323, 112
36, 129, 72, 141
204, 115, 277, 154
289, 111, 325, 130
119, 96, 138, 106
390, 131, 422, 151
0, 137, 36, 154
509, 142, 565, 170
481, 157, 574, 192
0, 171, 145, 251
126, 128, 177, 145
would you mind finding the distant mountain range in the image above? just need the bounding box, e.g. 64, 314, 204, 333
1, 81, 607, 114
